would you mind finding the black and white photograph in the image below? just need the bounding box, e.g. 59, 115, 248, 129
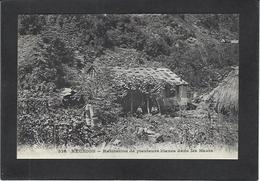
17, 14, 239, 159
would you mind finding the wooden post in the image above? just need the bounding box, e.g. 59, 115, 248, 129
147, 96, 150, 114
85, 104, 94, 127
156, 98, 161, 114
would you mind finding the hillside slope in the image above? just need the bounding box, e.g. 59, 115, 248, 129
18, 14, 239, 94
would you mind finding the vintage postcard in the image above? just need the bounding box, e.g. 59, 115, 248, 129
17, 14, 239, 159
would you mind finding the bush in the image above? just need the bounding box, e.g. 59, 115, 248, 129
17, 108, 95, 146
96, 109, 119, 125
17, 114, 54, 145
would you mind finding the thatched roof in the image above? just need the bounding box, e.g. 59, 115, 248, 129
112, 67, 188, 86
203, 66, 239, 115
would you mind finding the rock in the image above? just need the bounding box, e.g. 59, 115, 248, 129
60, 88, 73, 97
146, 129, 156, 135
136, 127, 156, 135
172, 117, 181, 121
169, 127, 175, 131
112, 139, 121, 146
148, 133, 164, 143
155, 134, 164, 143
136, 127, 145, 135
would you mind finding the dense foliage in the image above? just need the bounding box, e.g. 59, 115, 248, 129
18, 14, 239, 91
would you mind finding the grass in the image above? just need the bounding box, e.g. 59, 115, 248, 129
110, 114, 238, 148
17, 112, 238, 159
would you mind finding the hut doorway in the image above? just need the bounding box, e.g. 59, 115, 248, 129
122, 91, 159, 115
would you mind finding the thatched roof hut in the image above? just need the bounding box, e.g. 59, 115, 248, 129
111, 67, 189, 114
203, 66, 239, 115
112, 67, 188, 85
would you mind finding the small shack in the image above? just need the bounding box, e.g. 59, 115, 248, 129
112, 67, 189, 114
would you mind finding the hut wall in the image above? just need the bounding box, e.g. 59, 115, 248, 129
178, 85, 187, 98
122, 91, 155, 114
121, 85, 189, 114
156, 85, 189, 113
